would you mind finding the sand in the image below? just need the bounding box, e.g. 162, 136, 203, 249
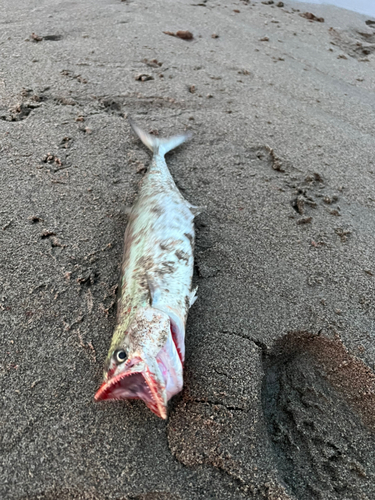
1, 0, 375, 499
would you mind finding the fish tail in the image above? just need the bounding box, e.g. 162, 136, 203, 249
129, 118, 192, 157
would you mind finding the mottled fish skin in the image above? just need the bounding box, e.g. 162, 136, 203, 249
95, 120, 198, 419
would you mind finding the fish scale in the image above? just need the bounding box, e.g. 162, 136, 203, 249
95, 120, 198, 419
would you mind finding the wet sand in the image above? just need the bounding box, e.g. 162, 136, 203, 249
1, 0, 375, 499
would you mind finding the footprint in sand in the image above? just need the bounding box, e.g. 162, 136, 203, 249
262, 331, 375, 500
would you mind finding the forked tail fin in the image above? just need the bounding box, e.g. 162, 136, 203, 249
129, 118, 192, 157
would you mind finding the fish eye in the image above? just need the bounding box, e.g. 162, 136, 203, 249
115, 349, 127, 363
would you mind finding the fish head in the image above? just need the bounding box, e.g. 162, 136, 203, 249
94, 308, 171, 419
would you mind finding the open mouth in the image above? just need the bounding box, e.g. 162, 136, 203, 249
94, 365, 167, 419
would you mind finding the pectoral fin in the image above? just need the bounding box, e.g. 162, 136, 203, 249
189, 286, 198, 307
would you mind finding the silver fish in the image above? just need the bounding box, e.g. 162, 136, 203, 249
95, 120, 198, 419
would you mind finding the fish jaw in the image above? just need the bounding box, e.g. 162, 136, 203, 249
94, 356, 168, 419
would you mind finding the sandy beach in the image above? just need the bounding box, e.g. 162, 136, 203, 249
1, 0, 375, 498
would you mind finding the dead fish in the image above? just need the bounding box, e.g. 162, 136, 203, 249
95, 120, 199, 419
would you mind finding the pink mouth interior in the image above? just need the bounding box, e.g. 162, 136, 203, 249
95, 372, 154, 402
95, 370, 165, 418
